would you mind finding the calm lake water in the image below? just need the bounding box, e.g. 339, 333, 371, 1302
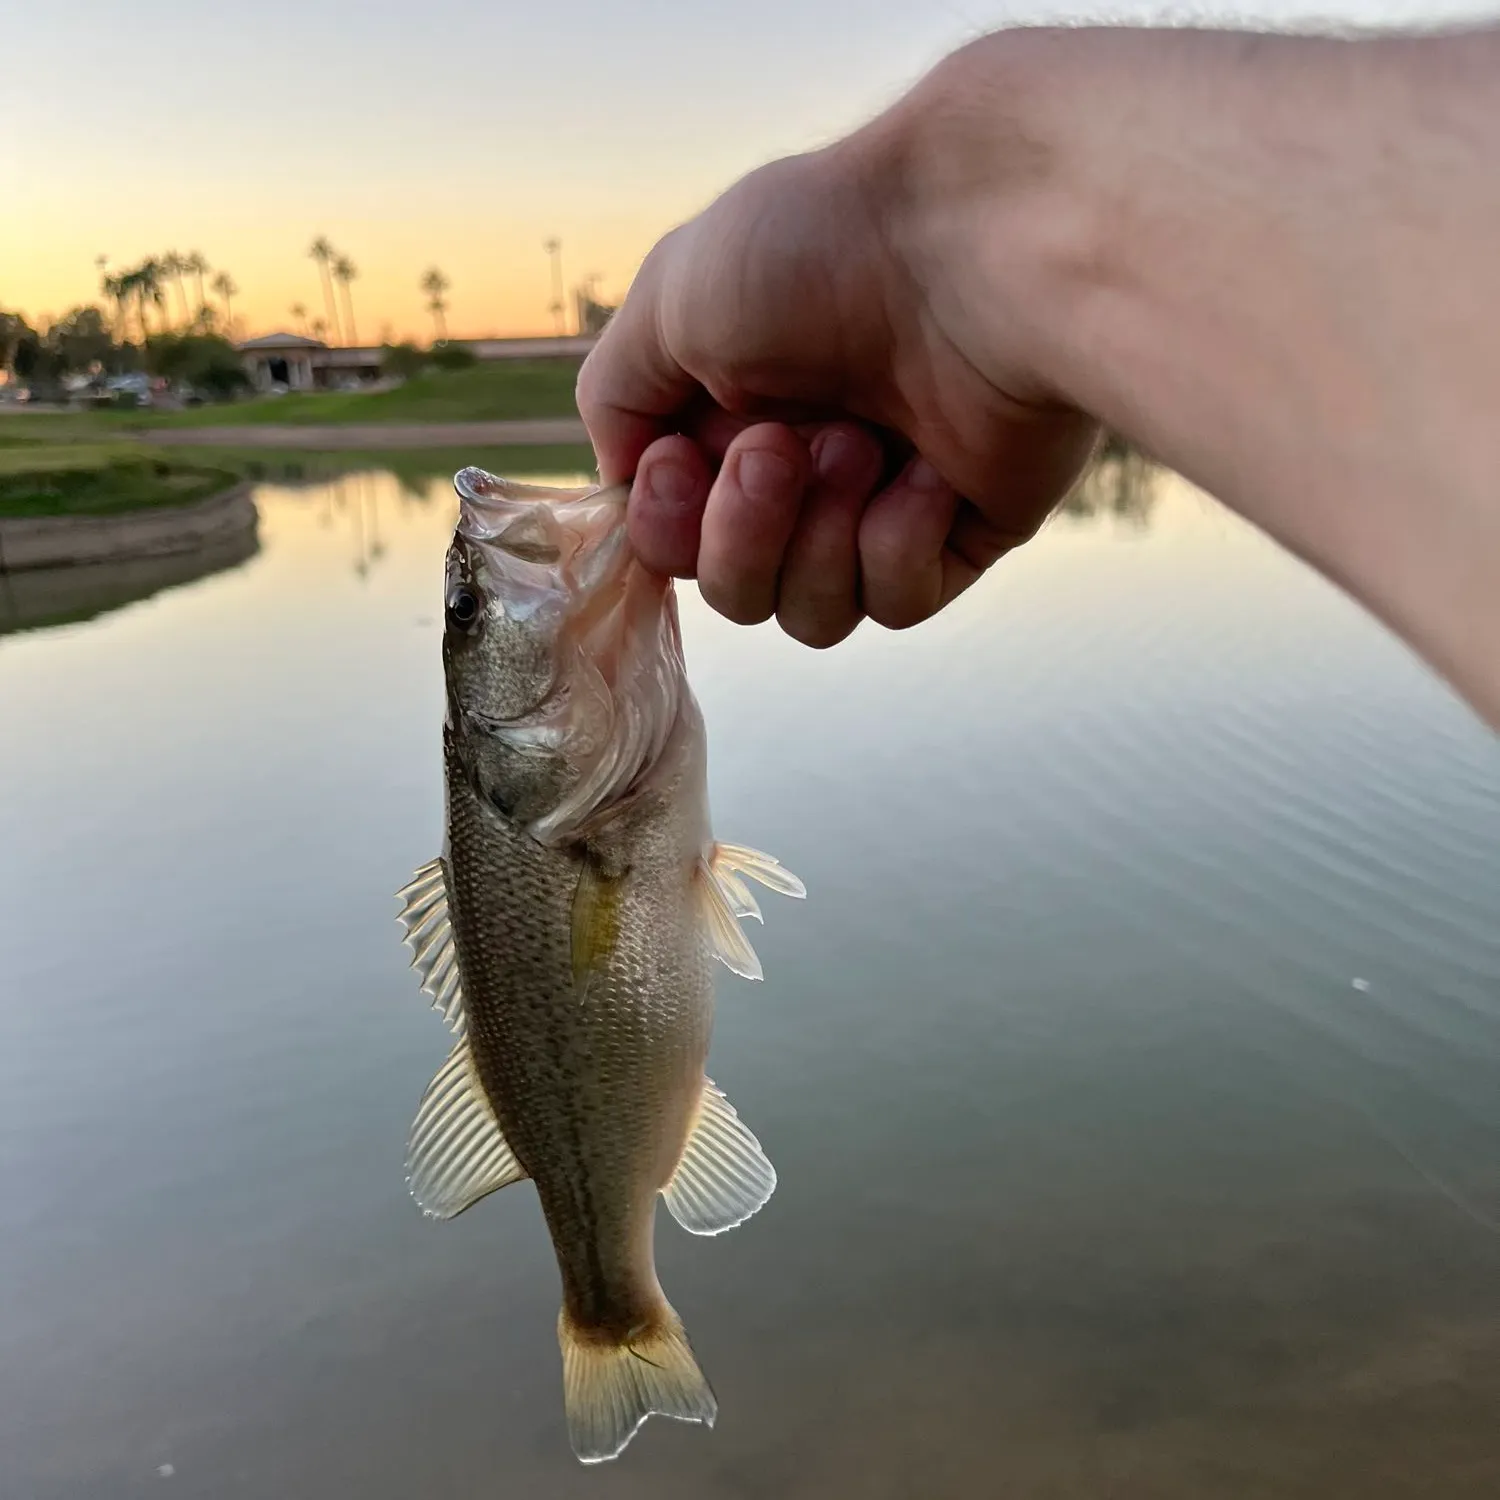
2, 463, 1498, 1498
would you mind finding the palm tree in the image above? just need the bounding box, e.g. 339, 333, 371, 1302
310, 317, 327, 341
309, 236, 342, 344
163, 252, 192, 327
421, 266, 450, 344
333, 256, 359, 346
184, 251, 210, 321
99, 262, 128, 342
132, 259, 167, 343
212, 271, 238, 338
290, 302, 309, 336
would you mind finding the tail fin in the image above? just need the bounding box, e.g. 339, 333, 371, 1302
558, 1307, 717, 1464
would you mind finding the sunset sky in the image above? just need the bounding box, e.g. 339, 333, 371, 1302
7, 0, 1490, 343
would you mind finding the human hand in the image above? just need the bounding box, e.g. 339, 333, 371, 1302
576, 87, 1099, 647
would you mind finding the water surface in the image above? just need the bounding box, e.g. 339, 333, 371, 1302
2, 464, 1498, 1498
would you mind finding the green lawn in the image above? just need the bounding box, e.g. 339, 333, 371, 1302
0, 359, 584, 440
0, 447, 240, 518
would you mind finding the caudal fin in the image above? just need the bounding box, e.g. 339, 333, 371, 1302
558, 1308, 717, 1464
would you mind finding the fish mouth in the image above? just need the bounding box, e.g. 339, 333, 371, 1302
453, 468, 625, 547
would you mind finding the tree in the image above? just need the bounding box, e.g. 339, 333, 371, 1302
146, 332, 251, 400
49, 306, 114, 373
0, 310, 33, 377
333, 255, 359, 346
310, 317, 327, 341
163, 252, 192, 327
100, 269, 130, 343
309, 236, 342, 345
211, 271, 238, 338
421, 266, 450, 343
381, 341, 428, 380
130, 260, 167, 343
184, 251, 210, 321
290, 302, 309, 336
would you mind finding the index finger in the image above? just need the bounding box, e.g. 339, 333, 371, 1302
574, 240, 700, 487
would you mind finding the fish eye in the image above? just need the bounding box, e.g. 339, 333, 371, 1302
446, 585, 482, 630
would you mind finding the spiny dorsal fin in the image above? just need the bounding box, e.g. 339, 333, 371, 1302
694, 842, 807, 982
396, 858, 466, 1036
661, 1078, 776, 1236
407, 1040, 526, 1219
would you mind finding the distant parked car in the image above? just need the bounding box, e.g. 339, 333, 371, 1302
104, 373, 153, 408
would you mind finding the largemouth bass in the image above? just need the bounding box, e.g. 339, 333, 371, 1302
395, 468, 804, 1464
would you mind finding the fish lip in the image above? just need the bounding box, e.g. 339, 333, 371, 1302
452, 467, 625, 545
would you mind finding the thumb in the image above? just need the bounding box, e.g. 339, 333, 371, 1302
575, 244, 701, 486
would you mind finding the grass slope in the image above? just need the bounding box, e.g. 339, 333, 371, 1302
0, 447, 239, 517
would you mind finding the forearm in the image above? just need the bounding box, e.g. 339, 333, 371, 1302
872, 25, 1500, 724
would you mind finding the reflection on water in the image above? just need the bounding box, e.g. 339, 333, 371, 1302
0, 526, 261, 637
1, 468, 1498, 1498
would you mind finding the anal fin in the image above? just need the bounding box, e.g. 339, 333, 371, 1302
407, 1040, 526, 1219
662, 1078, 776, 1236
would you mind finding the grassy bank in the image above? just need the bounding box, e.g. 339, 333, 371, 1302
0, 446, 240, 518
0, 359, 584, 441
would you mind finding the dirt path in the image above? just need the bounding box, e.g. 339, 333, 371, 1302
130, 418, 589, 449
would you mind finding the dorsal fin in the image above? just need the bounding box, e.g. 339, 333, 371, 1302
395, 858, 466, 1036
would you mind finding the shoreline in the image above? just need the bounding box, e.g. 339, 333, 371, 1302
0, 481, 258, 573
122, 417, 589, 450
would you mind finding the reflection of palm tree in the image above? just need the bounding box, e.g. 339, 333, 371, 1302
211, 271, 238, 338
421, 266, 449, 343
185, 251, 210, 322
352, 484, 368, 578
363, 474, 385, 562
333, 256, 359, 345
310, 236, 342, 344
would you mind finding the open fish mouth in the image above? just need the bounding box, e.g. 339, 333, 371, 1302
454, 467, 622, 545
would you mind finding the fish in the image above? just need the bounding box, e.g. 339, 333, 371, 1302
395, 468, 805, 1464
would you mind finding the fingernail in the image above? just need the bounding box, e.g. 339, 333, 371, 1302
813, 429, 858, 484
737, 448, 796, 503
907, 456, 947, 492
641, 458, 695, 509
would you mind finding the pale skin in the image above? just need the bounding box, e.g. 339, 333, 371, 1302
576, 23, 1500, 730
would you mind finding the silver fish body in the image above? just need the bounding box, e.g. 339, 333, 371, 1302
396, 470, 803, 1463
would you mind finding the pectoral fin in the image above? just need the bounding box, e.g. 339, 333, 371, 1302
694, 841, 806, 982
571, 855, 625, 992
407, 1040, 526, 1219
661, 1078, 776, 1235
